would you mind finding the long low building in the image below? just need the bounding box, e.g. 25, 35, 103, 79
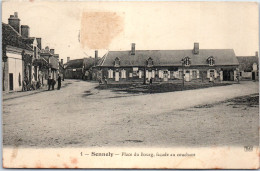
95, 43, 239, 82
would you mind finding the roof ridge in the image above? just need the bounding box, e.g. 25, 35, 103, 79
108, 49, 235, 52
5, 23, 22, 37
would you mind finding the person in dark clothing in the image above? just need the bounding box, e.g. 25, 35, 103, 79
52, 79, 56, 90
47, 76, 51, 90
149, 77, 153, 85
57, 74, 61, 90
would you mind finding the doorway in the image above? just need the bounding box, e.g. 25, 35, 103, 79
9, 73, 13, 91
252, 72, 256, 80
115, 72, 119, 81
223, 70, 234, 81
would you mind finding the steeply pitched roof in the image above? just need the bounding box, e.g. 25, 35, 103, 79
98, 49, 239, 67
66, 59, 84, 69
237, 56, 258, 71
2, 22, 33, 51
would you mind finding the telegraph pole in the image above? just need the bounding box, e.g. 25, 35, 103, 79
181, 59, 184, 91
143, 66, 146, 85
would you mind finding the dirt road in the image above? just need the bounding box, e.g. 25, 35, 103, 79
3, 80, 259, 147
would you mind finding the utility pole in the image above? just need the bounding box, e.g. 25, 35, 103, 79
181, 59, 184, 91
143, 66, 146, 85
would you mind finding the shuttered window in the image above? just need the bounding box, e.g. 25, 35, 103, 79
121, 69, 126, 78
108, 69, 113, 78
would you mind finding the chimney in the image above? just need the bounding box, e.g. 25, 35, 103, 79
95, 50, 98, 66
193, 42, 199, 54
67, 57, 70, 63
61, 59, 63, 65
131, 43, 135, 55
8, 12, 20, 33
21, 25, 30, 38
50, 49, 55, 55
256, 51, 258, 57
36, 38, 42, 49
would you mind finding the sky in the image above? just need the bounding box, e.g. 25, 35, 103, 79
2, 1, 259, 62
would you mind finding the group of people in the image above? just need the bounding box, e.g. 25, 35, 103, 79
22, 76, 41, 91
47, 74, 62, 91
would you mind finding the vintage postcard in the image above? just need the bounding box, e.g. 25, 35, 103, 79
2, 1, 259, 169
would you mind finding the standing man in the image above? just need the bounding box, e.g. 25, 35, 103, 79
47, 76, 51, 91
57, 74, 61, 90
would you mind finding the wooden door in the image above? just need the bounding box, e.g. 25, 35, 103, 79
9, 73, 13, 91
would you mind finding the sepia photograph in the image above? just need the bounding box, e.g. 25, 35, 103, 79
2, 1, 259, 169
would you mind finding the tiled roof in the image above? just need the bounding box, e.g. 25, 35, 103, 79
66, 59, 84, 69
98, 49, 239, 67
22, 37, 35, 45
2, 23, 33, 51
237, 56, 258, 71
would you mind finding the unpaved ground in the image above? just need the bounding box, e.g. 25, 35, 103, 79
2, 80, 259, 148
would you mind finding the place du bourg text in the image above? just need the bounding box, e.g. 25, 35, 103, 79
80, 152, 196, 158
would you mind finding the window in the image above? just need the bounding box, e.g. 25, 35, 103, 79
121, 69, 126, 78
182, 57, 191, 66
207, 56, 215, 66
133, 67, 138, 77
210, 69, 215, 77
108, 69, 113, 78
179, 71, 183, 78
147, 57, 154, 67
114, 57, 120, 67
152, 70, 155, 78
159, 70, 163, 78
139, 70, 142, 78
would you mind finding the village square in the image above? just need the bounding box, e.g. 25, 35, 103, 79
2, 3, 259, 149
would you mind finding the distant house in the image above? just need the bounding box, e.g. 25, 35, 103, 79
83, 51, 101, 80
40, 47, 59, 84
237, 52, 259, 81
64, 58, 84, 79
64, 54, 99, 80
95, 43, 239, 83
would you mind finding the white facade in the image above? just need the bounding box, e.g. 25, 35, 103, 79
7, 52, 23, 91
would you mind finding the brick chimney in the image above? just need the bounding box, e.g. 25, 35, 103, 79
50, 49, 55, 55
61, 59, 63, 65
21, 25, 30, 38
67, 57, 70, 63
256, 51, 258, 57
193, 42, 199, 54
36, 38, 42, 49
8, 12, 20, 33
95, 50, 98, 66
131, 43, 135, 55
